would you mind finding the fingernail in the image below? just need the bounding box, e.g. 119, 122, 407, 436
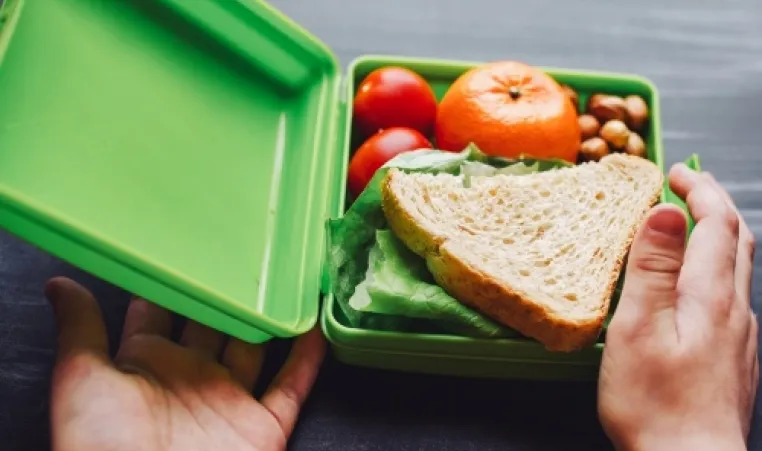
647, 206, 687, 238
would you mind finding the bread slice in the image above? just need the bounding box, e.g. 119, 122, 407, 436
381, 153, 663, 351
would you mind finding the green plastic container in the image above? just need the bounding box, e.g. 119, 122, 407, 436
0, 0, 699, 380
322, 56, 701, 380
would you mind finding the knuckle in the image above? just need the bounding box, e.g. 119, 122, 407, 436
633, 252, 683, 275
687, 179, 717, 215
729, 301, 752, 332
114, 334, 154, 365
746, 234, 757, 259
280, 386, 301, 407
699, 173, 717, 190
721, 208, 740, 233
710, 287, 737, 320
676, 283, 739, 325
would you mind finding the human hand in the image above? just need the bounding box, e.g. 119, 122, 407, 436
45, 277, 325, 451
598, 164, 758, 451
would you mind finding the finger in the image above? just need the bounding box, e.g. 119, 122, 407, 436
120, 297, 172, 344
669, 165, 736, 225
670, 165, 739, 315
221, 339, 267, 392
261, 327, 326, 437
612, 204, 687, 337
45, 278, 115, 451
703, 175, 755, 307
668, 163, 698, 202
694, 175, 755, 336
45, 277, 109, 362
734, 221, 754, 305
179, 321, 226, 360
114, 333, 206, 387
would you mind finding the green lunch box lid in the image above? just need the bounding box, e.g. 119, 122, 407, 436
0, 0, 343, 343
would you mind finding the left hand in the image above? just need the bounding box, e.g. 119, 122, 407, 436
46, 277, 326, 451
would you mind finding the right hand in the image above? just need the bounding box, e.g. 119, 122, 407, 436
598, 164, 759, 451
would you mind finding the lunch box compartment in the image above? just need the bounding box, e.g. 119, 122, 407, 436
0, 0, 699, 380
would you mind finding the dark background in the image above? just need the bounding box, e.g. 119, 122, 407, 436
2, 0, 762, 449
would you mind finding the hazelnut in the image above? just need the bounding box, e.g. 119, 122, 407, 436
587, 94, 627, 123
624, 132, 646, 158
561, 85, 579, 112
578, 114, 601, 140
579, 137, 609, 162
600, 120, 630, 150
624, 95, 649, 132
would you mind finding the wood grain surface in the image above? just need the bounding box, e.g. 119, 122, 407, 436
1, 0, 761, 450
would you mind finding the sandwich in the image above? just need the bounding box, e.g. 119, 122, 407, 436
380, 153, 663, 351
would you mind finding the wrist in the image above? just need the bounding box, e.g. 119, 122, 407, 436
619, 429, 746, 451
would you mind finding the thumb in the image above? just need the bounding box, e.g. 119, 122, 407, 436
612, 204, 688, 332
45, 277, 110, 364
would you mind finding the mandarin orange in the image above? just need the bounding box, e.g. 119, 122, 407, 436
435, 61, 580, 162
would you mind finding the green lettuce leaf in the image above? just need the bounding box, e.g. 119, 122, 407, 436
326, 147, 480, 332
326, 144, 570, 337
349, 230, 516, 338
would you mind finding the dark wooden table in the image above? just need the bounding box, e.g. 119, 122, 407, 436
2, 0, 761, 449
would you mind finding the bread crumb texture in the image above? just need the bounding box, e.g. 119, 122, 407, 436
381, 154, 663, 351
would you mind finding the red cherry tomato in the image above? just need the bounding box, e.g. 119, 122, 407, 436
353, 67, 438, 138
347, 127, 433, 198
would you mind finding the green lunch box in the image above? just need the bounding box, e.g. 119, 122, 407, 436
0, 0, 700, 380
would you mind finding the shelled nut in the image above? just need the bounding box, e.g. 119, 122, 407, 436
587, 94, 627, 123
624, 95, 649, 132
578, 114, 601, 141
624, 132, 646, 158
599, 119, 630, 150
579, 137, 609, 162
